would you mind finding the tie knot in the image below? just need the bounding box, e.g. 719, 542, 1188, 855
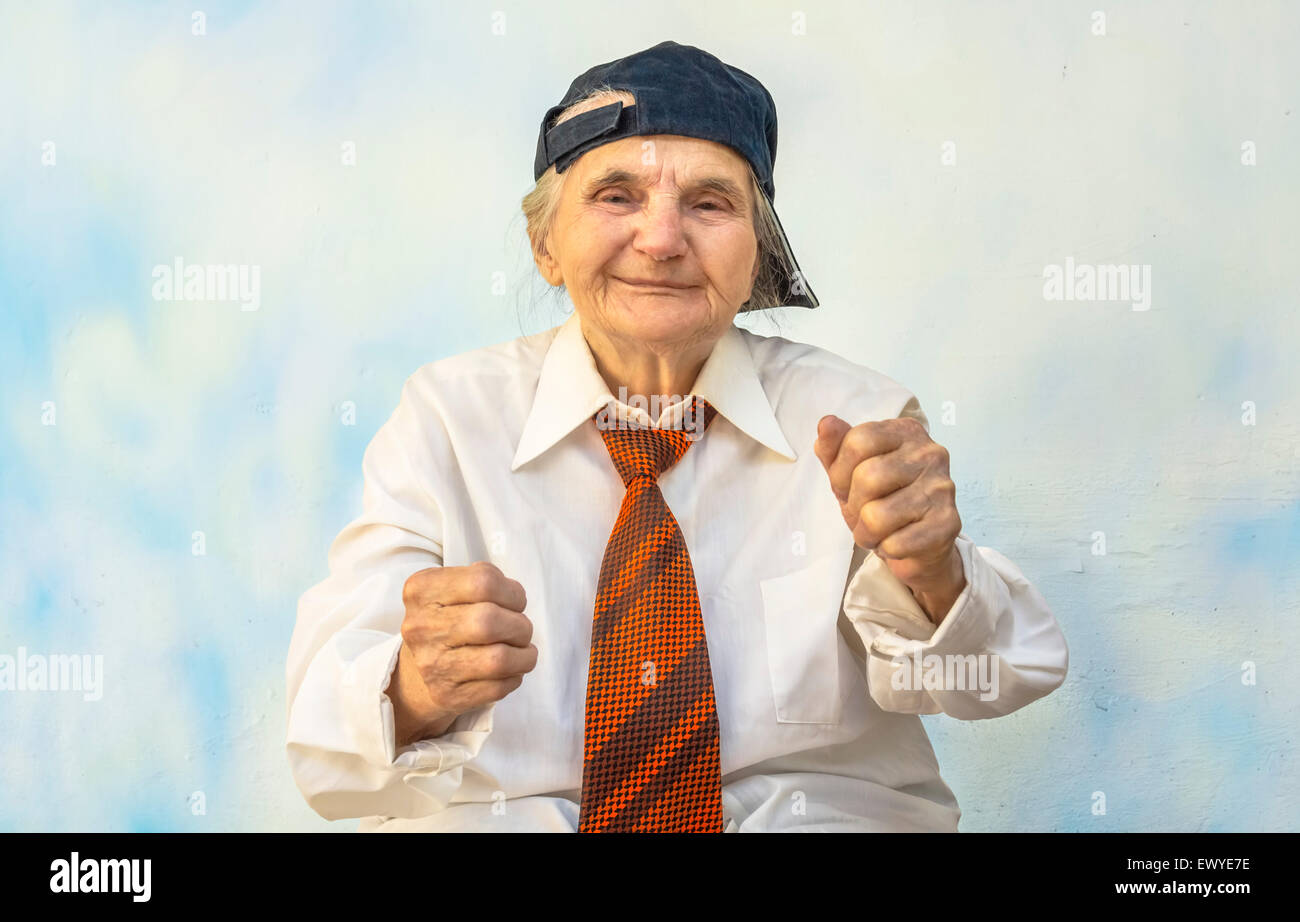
593, 395, 718, 486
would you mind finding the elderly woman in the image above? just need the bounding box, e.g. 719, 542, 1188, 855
285, 40, 1067, 833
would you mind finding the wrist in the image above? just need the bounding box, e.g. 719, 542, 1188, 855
908, 544, 966, 626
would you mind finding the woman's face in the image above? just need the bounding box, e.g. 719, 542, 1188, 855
535, 134, 760, 355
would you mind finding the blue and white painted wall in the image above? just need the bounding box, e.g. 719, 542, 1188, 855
2, 0, 1296, 831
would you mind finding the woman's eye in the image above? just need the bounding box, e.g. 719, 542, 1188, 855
600, 191, 631, 204
696, 200, 726, 211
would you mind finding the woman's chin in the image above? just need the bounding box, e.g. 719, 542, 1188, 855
608, 293, 713, 341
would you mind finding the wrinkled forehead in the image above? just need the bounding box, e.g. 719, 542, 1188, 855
564, 134, 754, 190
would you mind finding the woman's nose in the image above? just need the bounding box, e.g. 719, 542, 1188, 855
632, 195, 689, 260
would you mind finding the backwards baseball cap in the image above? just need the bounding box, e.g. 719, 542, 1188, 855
532, 40, 819, 310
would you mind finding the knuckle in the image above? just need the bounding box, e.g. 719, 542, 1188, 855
466, 566, 495, 598
850, 461, 875, 493
403, 567, 446, 609
485, 644, 512, 675
843, 426, 870, 454
463, 601, 491, 638
401, 570, 426, 607
401, 616, 433, 647
931, 477, 957, 501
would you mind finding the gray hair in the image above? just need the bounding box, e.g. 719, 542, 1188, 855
522, 85, 792, 312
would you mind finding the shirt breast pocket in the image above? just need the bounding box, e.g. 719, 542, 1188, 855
758, 553, 847, 725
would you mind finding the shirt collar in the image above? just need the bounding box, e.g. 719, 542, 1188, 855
511, 311, 797, 471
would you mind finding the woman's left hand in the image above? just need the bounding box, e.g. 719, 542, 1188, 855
814, 414, 966, 623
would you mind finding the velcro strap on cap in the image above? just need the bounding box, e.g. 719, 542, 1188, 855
543, 100, 628, 166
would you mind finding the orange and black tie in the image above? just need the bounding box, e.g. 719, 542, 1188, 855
578, 395, 725, 833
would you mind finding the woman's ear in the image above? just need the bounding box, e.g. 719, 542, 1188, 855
531, 232, 563, 286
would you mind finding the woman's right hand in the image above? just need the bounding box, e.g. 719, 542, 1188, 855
388, 561, 537, 748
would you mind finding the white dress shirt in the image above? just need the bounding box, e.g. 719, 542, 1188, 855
285, 308, 1069, 832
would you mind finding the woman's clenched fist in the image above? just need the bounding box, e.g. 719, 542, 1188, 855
387, 560, 537, 747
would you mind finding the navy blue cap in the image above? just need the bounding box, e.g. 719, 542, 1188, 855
533, 40, 818, 310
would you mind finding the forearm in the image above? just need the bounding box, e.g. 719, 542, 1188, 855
846, 534, 1068, 719
287, 629, 467, 821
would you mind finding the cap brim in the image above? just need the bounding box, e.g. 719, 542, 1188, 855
757, 185, 819, 309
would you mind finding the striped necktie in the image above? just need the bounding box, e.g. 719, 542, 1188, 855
578, 395, 725, 833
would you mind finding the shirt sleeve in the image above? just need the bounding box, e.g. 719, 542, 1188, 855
839, 390, 1069, 719
284, 378, 493, 821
